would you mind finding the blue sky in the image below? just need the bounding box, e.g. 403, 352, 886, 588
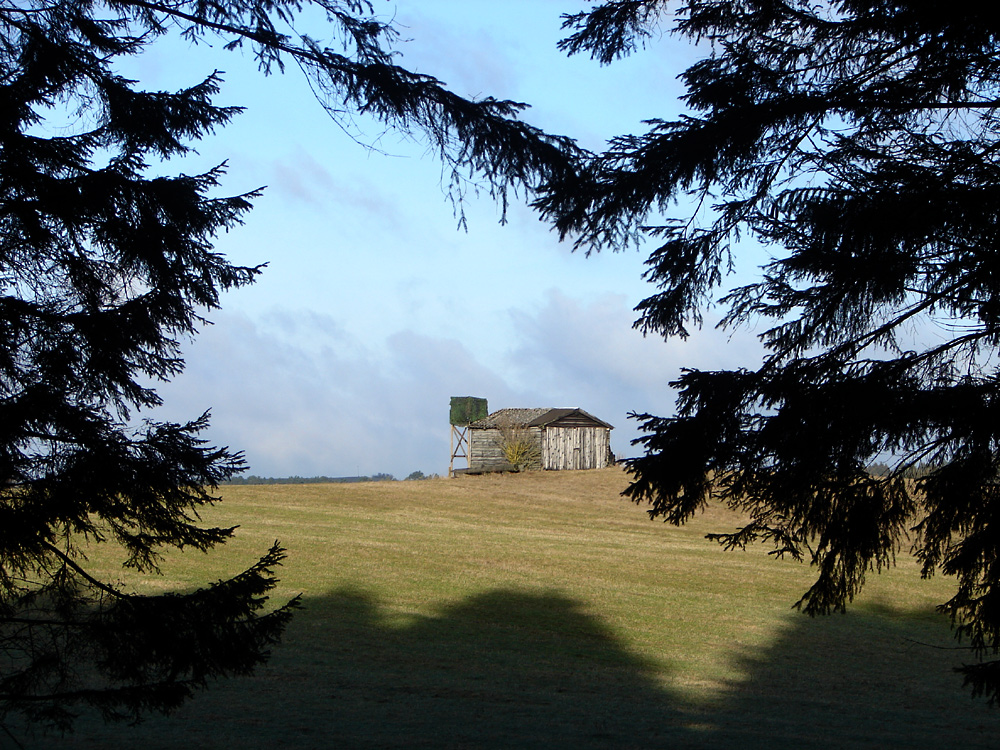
124, 2, 766, 478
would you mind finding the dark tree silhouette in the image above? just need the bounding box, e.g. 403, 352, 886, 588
0, 0, 578, 735
536, 1, 1000, 701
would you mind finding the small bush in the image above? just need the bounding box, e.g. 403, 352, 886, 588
494, 414, 541, 471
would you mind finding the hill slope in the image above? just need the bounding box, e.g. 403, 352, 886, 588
25, 469, 1000, 749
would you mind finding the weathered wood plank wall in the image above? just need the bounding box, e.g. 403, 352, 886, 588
470, 426, 611, 471
469, 427, 543, 471
542, 426, 611, 470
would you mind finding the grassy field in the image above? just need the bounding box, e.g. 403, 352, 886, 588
23, 468, 1000, 748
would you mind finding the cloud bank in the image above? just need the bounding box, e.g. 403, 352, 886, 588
146, 293, 764, 479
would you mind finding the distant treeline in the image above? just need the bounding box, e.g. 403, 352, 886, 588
224, 473, 395, 485
224, 471, 439, 485
868, 463, 939, 478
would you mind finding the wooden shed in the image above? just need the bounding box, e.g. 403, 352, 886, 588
468, 408, 614, 472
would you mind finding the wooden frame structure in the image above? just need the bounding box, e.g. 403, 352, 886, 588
449, 396, 488, 477
449, 424, 470, 477
467, 408, 614, 472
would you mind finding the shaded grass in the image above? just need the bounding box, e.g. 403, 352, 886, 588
23, 468, 1000, 748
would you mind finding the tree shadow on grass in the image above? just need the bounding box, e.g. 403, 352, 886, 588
259, 587, 688, 749
24, 588, 1000, 749
694, 600, 1000, 749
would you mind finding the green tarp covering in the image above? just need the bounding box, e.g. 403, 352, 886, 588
450, 396, 488, 425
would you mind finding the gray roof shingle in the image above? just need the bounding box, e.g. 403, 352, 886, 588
470, 408, 613, 430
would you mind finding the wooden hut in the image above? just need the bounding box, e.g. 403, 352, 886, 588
468, 408, 614, 472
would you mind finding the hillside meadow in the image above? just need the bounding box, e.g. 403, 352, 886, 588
23, 468, 1000, 748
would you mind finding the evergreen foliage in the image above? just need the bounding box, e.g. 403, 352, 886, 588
538, 1, 1000, 701
0, 0, 577, 736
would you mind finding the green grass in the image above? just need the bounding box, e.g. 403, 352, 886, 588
25, 469, 1000, 748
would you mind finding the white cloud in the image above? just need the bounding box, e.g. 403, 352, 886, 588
506, 290, 766, 457
268, 147, 336, 206
146, 310, 528, 478
143, 291, 766, 478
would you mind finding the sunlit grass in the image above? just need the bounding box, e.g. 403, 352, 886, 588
29, 468, 1000, 749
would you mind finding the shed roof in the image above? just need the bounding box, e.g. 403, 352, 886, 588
470, 407, 613, 430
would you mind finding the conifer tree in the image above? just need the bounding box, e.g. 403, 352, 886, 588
0, 0, 577, 734
538, 0, 1000, 701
